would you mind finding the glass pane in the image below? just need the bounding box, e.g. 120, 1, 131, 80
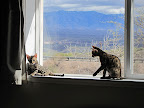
134, 0, 144, 74
43, 0, 125, 76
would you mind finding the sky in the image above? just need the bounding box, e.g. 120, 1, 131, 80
43, 0, 125, 14
43, 0, 144, 14
43, 0, 144, 52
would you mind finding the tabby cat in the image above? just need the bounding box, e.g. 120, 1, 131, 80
92, 46, 121, 79
26, 53, 64, 76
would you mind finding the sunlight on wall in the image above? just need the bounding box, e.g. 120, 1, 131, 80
25, 14, 35, 55
25, 0, 36, 62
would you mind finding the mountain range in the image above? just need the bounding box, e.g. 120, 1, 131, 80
43, 11, 124, 52
44, 10, 124, 29
43, 11, 124, 40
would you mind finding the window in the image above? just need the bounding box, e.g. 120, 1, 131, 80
43, 0, 125, 76
124, 0, 144, 79
34, 0, 144, 79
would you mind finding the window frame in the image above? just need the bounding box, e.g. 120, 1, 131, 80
125, 0, 144, 79
35, 0, 144, 80
35, 0, 43, 66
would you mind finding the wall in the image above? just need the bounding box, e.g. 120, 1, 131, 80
25, 0, 36, 56
24, 0, 42, 65
2, 79, 144, 108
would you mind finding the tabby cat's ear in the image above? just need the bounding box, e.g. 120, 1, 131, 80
34, 53, 37, 58
92, 46, 101, 51
92, 46, 96, 49
26, 54, 30, 60
92, 46, 99, 49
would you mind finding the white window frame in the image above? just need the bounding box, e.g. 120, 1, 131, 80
125, 0, 144, 79
35, 0, 43, 66
35, 0, 144, 79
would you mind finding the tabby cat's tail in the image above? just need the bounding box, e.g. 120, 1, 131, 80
49, 73, 64, 77
54, 74, 64, 76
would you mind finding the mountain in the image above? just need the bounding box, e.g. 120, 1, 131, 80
43, 11, 124, 52
44, 11, 124, 29
43, 11, 124, 39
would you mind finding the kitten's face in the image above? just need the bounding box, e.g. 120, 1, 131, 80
26, 53, 38, 64
92, 46, 99, 57
31, 56, 37, 64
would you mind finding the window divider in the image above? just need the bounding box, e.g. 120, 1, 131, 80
35, 0, 43, 66
124, 0, 134, 78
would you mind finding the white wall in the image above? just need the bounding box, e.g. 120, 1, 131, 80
24, 0, 43, 65
25, 0, 36, 56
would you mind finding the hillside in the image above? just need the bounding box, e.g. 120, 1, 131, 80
43, 11, 124, 52
44, 11, 124, 29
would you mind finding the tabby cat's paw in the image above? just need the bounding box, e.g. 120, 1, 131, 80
100, 77, 106, 79
93, 73, 97, 76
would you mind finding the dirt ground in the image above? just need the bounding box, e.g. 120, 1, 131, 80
134, 62, 144, 74
43, 59, 126, 77
43, 58, 144, 76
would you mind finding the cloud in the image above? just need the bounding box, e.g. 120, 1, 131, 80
57, 4, 80, 8
65, 6, 124, 14
43, 0, 125, 14
104, 7, 125, 14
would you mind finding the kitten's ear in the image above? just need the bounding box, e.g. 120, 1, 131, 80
34, 53, 37, 58
92, 46, 96, 49
26, 54, 30, 60
92, 46, 99, 49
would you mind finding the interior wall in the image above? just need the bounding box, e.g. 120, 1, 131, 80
2, 81, 144, 108
25, 0, 36, 57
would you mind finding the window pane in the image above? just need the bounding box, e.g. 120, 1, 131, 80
43, 0, 125, 76
134, 0, 144, 74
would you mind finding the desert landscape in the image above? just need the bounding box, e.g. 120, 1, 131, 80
43, 53, 144, 77
43, 57, 125, 77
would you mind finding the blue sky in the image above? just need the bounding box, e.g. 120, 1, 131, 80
43, 0, 144, 14
43, 0, 126, 52
43, 0, 125, 33
43, 0, 125, 14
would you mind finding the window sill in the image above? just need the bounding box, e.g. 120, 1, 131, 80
27, 74, 144, 88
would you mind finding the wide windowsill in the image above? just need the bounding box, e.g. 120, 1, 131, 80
27, 74, 144, 88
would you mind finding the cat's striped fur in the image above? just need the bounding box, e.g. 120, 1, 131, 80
26, 54, 64, 76
92, 46, 121, 79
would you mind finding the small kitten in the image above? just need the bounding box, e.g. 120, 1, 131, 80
92, 46, 121, 79
26, 53, 64, 76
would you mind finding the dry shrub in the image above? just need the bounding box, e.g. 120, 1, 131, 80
134, 63, 144, 74
43, 58, 125, 76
